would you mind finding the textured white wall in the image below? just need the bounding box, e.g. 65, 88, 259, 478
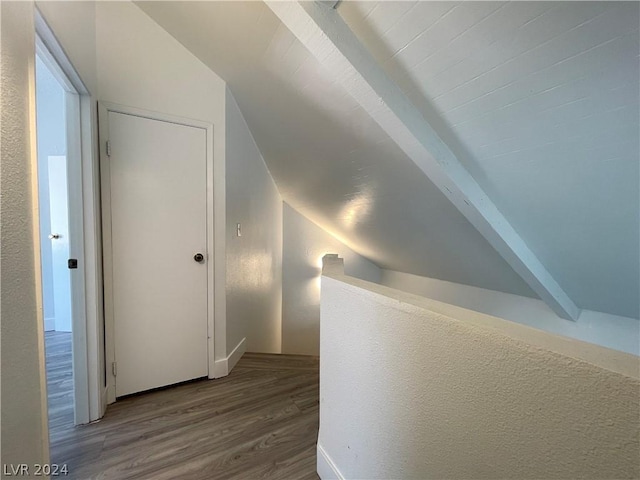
319, 272, 640, 479
382, 269, 640, 355
226, 88, 283, 354
1, 0, 50, 466
282, 203, 381, 355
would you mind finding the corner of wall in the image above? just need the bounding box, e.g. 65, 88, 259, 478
225, 87, 283, 355
282, 203, 382, 355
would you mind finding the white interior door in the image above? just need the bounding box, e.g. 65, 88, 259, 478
107, 111, 208, 397
48, 155, 73, 332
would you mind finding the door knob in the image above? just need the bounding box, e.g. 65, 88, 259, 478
49, 233, 61, 239
194, 253, 204, 263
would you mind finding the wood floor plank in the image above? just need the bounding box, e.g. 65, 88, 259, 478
45, 332, 320, 479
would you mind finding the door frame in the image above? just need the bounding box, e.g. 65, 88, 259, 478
35, 9, 102, 425
98, 102, 216, 403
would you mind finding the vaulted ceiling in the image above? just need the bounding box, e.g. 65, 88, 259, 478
137, 1, 639, 319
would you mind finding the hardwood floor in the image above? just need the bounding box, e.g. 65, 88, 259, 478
46, 331, 75, 434
46, 338, 320, 480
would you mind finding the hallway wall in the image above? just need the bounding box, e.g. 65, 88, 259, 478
1, 0, 50, 467
226, 87, 283, 355
319, 270, 640, 479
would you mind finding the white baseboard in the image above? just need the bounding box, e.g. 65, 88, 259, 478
227, 337, 246, 372
317, 444, 344, 480
213, 358, 228, 378
213, 337, 246, 378
106, 384, 116, 405
100, 387, 109, 416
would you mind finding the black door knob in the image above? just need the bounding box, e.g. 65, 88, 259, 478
194, 253, 204, 263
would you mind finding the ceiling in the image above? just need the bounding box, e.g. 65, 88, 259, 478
137, 1, 639, 318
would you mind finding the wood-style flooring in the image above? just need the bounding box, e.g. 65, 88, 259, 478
45, 333, 320, 480
46, 331, 75, 433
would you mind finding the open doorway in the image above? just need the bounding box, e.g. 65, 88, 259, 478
33, 9, 106, 440
35, 51, 75, 433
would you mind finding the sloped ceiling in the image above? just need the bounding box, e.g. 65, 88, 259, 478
338, 1, 639, 318
137, 1, 639, 318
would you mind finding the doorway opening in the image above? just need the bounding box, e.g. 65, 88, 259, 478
35, 50, 76, 434
34, 9, 105, 444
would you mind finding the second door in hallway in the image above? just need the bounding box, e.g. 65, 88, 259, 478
105, 110, 208, 397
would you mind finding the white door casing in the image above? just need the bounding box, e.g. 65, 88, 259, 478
103, 108, 210, 398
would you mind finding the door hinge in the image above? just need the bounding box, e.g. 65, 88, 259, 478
106, 140, 112, 157
112, 362, 117, 377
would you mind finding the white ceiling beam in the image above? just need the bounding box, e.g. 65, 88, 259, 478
266, 0, 580, 321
